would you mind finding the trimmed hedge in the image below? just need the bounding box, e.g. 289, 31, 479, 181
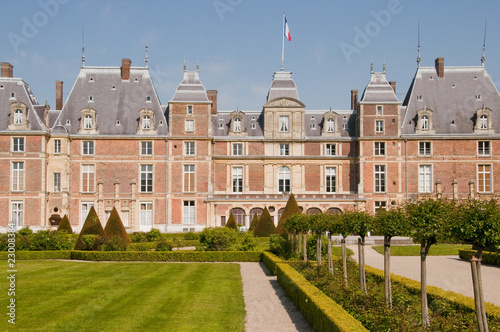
364, 264, 500, 320
459, 249, 500, 266
70, 250, 262, 262
0, 251, 71, 260
263, 252, 368, 332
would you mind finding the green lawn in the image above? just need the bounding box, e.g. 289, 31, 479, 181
372, 244, 472, 256
2, 261, 245, 331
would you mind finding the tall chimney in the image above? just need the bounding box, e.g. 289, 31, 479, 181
207, 90, 218, 114
1, 62, 13, 78
121, 58, 131, 80
435, 57, 444, 78
56, 81, 63, 110
351, 89, 358, 110
389, 81, 396, 93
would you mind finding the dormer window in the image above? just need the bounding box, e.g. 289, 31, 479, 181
78, 107, 98, 134
415, 108, 435, 134
143, 115, 151, 129
421, 115, 429, 130
89, 96, 93, 102
310, 123, 316, 129
14, 109, 23, 124
229, 109, 246, 136
137, 108, 157, 134
251, 123, 256, 129
84, 115, 93, 129
279, 116, 289, 132
476, 95, 482, 101
234, 118, 241, 132
8, 101, 29, 130
326, 118, 335, 132
218, 123, 224, 129
89, 77, 94, 82
479, 114, 488, 129
10, 92, 15, 98
146, 96, 151, 102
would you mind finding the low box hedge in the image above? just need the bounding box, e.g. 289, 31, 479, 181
263, 252, 368, 332
365, 264, 500, 320
0, 251, 72, 260
70, 250, 262, 262
459, 249, 500, 266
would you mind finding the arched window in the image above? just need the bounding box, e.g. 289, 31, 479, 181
230, 208, 246, 226
278, 208, 285, 222
421, 115, 429, 130
14, 109, 23, 124
326, 118, 335, 132
326, 207, 342, 215
278, 166, 291, 193
84, 115, 93, 129
307, 208, 322, 215
480, 114, 488, 129
234, 118, 241, 132
143, 115, 151, 129
249, 208, 263, 221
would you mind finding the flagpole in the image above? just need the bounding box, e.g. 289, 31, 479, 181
281, 12, 285, 71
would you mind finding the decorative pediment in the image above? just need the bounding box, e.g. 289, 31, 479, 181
415, 107, 435, 135
78, 107, 99, 134
229, 108, 246, 136
474, 106, 494, 134
321, 108, 340, 137
264, 97, 305, 108
8, 99, 30, 130
137, 107, 157, 134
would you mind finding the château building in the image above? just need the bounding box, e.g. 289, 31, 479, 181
1, 54, 499, 233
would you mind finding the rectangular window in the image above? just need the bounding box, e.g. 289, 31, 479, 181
184, 142, 195, 155
376, 106, 383, 116
478, 164, 491, 193
325, 144, 336, 156
232, 167, 243, 193
279, 116, 289, 132
375, 201, 387, 213
183, 165, 195, 192
185, 120, 194, 132
183, 201, 195, 224
54, 172, 61, 192
12, 162, 24, 191
374, 142, 385, 156
187, 105, 193, 115
81, 164, 95, 193
279, 143, 290, 156
11, 201, 23, 227
325, 167, 336, 193
232, 143, 243, 156
478, 141, 490, 156
82, 141, 94, 155
374, 165, 386, 193
418, 165, 432, 193
81, 202, 94, 225
54, 139, 61, 154
140, 165, 153, 193
12, 137, 24, 152
375, 120, 384, 133
140, 202, 153, 227
419, 142, 431, 156
141, 141, 153, 155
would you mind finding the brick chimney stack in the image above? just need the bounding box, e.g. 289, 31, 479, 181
1, 62, 13, 78
351, 89, 358, 110
207, 90, 218, 114
389, 81, 396, 94
435, 57, 444, 78
121, 58, 131, 80
56, 81, 63, 110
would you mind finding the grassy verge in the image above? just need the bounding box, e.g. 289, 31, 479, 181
372, 244, 472, 256
1, 261, 245, 331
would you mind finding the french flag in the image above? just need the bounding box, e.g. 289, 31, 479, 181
284, 16, 291, 41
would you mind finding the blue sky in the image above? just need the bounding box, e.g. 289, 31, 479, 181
2, 0, 500, 111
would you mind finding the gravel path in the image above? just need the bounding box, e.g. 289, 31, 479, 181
348, 245, 500, 306
239, 262, 313, 332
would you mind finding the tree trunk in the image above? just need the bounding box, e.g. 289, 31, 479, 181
341, 237, 348, 285
327, 233, 333, 274
303, 232, 307, 262
384, 235, 392, 309
420, 242, 430, 329
359, 237, 367, 294
317, 232, 322, 267
474, 248, 489, 332
471, 257, 485, 332
297, 232, 302, 257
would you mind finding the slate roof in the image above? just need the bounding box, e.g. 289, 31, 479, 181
401, 65, 500, 135
0, 77, 45, 132
360, 71, 399, 104
267, 71, 299, 101
54, 66, 167, 136
170, 70, 210, 103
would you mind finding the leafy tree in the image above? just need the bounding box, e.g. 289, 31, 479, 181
373, 206, 408, 309
405, 197, 453, 328
449, 199, 500, 332
249, 214, 259, 233
309, 213, 329, 267
225, 213, 237, 230
343, 209, 372, 294
104, 207, 130, 244
198, 227, 237, 251
254, 207, 275, 237
56, 215, 73, 234
328, 212, 350, 283
287, 214, 309, 261
74, 206, 104, 250
276, 194, 301, 234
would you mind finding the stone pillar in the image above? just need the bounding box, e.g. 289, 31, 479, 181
452, 179, 458, 200
130, 179, 136, 231
114, 178, 120, 207
97, 180, 104, 221
435, 178, 442, 198
469, 179, 475, 199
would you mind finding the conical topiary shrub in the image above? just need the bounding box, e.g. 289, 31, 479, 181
225, 213, 237, 230
104, 207, 130, 244
276, 193, 301, 234
249, 213, 259, 233
74, 206, 104, 250
254, 207, 275, 237
56, 215, 73, 234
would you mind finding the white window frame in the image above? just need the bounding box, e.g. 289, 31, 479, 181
10, 201, 24, 227
375, 120, 384, 133
187, 105, 193, 115
421, 115, 429, 130
478, 141, 491, 156
326, 118, 335, 132
84, 114, 93, 129
140, 164, 153, 193
374, 142, 385, 156
140, 202, 153, 230
376, 105, 383, 116
183, 165, 195, 192
54, 139, 61, 154
81, 202, 94, 226
184, 142, 195, 156
54, 172, 61, 192
14, 109, 23, 124
278, 166, 291, 193
279, 143, 290, 156
478, 164, 492, 193
279, 115, 289, 132
12, 137, 24, 152
374, 165, 386, 193
183, 201, 195, 224
141, 141, 153, 155
142, 115, 151, 130
480, 115, 488, 129
81, 164, 95, 193
11, 161, 24, 192
185, 120, 194, 132
374, 201, 387, 213
232, 167, 243, 193
418, 165, 432, 193
232, 143, 243, 156
325, 167, 336, 193
325, 143, 336, 156
234, 118, 242, 132
82, 141, 94, 155
419, 142, 431, 156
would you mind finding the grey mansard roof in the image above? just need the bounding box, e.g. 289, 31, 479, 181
170, 70, 210, 103
360, 71, 399, 104
54, 66, 167, 136
402, 65, 500, 135
267, 71, 299, 101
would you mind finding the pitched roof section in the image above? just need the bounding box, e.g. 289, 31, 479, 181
360, 71, 399, 104
55, 66, 167, 136
266, 71, 299, 102
401, 65, 500, 135
170, 70, 210, 103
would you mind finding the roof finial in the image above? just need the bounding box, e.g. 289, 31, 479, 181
145, 45, 149, 67
196, 60, 199, 72
417, 20, 421, 67
481, 19, 487, 66
383, 60, 386, 74
370, 60, 374, 74
183, 56, 186, 72
81, 20, 86, 67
